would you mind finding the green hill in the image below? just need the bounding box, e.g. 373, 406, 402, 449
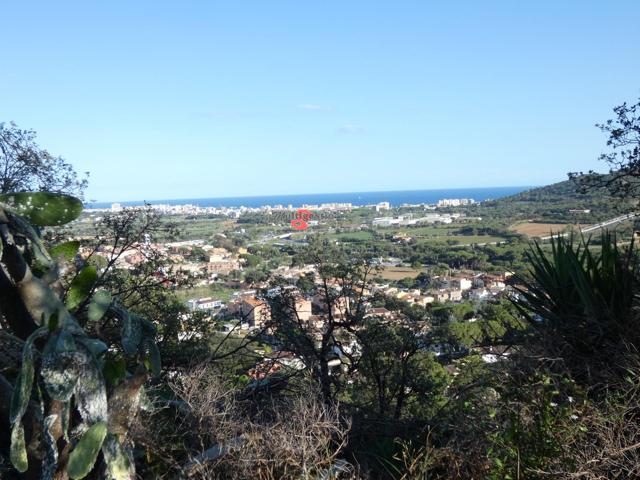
476, 175, 634, 223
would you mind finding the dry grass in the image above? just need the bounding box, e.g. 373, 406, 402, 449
378, 266, 423, 280
137, 365, 354, 479
509, 222, 585, 238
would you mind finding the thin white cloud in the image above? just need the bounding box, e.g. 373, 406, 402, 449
337, 123, 366, 134
297, 104, 331, 111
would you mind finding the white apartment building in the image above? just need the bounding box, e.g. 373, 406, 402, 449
436, 198, 475, 207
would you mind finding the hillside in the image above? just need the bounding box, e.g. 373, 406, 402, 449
476, 175, 635, 223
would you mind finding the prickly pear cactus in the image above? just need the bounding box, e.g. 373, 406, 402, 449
0, 192, 160, 479
0, 191, 83, 227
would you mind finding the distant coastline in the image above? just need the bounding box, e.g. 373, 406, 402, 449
87, 186, 534, 210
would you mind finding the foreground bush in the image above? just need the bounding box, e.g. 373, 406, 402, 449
0, 192, 159, 479
397, 234, 640, 479
515, 233, 639, 389
135, 365, 354, 479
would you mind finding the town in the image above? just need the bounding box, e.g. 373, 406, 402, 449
75, 195, 518, 387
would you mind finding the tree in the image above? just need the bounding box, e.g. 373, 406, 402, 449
570, 96, 640, 203
72, 205, 223, 371
415, 271, 432, 288
188, 246, 208, 262
239, 252, 261, 267
295, 272, 316, 295
398, 277, 417, 289
244, 268, 269, 285
353, 321, 448, 421
269, 239, 376, 404
0, 122, 88, 197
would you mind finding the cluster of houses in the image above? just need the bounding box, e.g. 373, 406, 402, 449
436, 198, 476, 207
186, 268, 512, 339
81, 239, 244, 279
215, 270, 511, 381
86, 200, 392, 220
172, 256, 513, 384
367, 272, 511, 307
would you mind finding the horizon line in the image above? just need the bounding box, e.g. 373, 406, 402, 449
86, 184, 538, 206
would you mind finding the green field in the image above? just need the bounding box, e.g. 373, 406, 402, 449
174, 284, 235, 301
289, 229, 374, 242
414, 235, 506, 246
328, 230, 375, 242
436, 235, 507, 246
389, 225, 459, 237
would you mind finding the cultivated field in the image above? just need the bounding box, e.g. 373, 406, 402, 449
378, 266, 423, 280
510, 222, 583, 237
175, 284, 235, 301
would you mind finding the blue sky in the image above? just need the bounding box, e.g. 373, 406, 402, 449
2, 1, 639, 202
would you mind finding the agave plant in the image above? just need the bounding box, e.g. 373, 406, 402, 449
513, 232, 639, 386
0, 192, 160, 479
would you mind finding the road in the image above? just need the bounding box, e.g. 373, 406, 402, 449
539, 212, 638, 241
460, 211, 638, 248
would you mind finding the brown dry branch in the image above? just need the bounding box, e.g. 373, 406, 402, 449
134, 364, 355, 479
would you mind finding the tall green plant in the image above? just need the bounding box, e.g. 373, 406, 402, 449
0, 192, 160, 479
513, 233, 638, 386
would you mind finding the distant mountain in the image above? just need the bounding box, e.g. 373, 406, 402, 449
479, 175, 633, 223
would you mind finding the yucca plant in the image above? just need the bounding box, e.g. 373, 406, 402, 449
513, 232, 639, 387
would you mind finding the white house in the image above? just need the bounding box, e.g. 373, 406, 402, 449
187, 297, 222, 311
469, 289, 490, 301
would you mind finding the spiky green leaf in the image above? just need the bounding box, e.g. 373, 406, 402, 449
67, 422, 108, 479
103, 357, 127, 387
66, 266, 98, 311
87, 290, 112, 322
139, 318, 157, 336
0, 192, 83, 226
7, 211, 55, 274
102, 434, 134, 480
10, 423, 28, 473
142, 336, 161, 376
62, 402, 71, 442
78, 338, 108, 358
49, 240, 81, 261
47, 310, 60, 332
121, 312, 142, 356
10, 327, 47, 423
41, 351, 83, 401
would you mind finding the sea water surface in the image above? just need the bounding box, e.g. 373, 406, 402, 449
88, 186, 533, 209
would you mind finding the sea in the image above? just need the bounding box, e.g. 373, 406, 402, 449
87, 186, 533, 210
